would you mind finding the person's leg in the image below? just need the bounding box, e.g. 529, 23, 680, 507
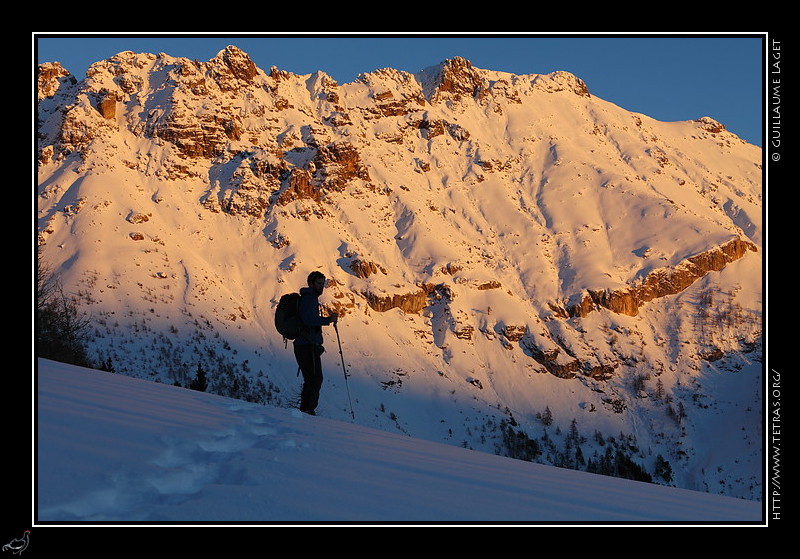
294, 344, 323, 413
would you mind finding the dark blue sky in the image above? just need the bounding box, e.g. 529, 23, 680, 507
34, 33, 764, 147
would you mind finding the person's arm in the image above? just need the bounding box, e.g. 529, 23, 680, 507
299, 294, 334, 326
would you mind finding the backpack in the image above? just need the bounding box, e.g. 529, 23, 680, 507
275, 292, 302, 341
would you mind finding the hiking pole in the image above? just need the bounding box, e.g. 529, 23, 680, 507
334, 321, 355, 420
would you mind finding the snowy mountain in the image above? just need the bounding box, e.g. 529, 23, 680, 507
36, 46, 763, 503
35, 358, 761, 524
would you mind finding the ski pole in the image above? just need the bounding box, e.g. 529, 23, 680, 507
334, 321, 355, 420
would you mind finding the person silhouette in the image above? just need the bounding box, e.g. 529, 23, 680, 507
293, 271, 337, 415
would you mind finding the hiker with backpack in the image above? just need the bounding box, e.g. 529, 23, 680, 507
275, 271, 355, 419
292, 271, 338, 415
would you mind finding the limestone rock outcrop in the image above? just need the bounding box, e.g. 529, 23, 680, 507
566, 238, 757, 318
363, 287, 429, 314
37, 62, 76, 100
349, 259, 387, 279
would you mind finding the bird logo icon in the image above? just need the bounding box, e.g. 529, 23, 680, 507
2, 531, 29, 555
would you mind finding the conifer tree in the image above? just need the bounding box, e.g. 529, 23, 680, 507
189, 363, 209, 392
539, 406, 553, 426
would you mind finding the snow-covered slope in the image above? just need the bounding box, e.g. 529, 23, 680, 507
36, 47, 763, 501
35, 358, 761, 523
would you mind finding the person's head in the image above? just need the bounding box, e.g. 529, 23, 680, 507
307, 271, 327, 294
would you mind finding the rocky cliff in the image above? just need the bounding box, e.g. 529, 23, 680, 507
565, 237, 758, 318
